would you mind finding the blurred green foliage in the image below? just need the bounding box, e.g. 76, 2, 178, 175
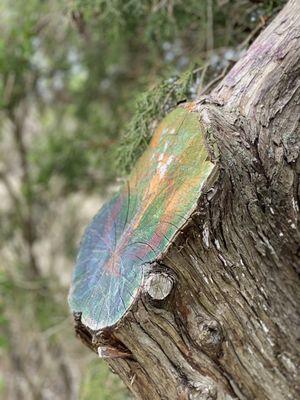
116, 68, 199, 174
0, 375, 5, 396
71, 0, 286, 175
80, 360, 130, 400
0, 0, 285, 399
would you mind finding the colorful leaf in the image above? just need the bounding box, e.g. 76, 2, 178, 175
69, 104, 214, 331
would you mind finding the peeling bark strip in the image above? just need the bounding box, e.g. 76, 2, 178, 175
71, 1, 300, 399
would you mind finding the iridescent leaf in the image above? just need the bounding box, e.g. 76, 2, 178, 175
69, 104, 214, 331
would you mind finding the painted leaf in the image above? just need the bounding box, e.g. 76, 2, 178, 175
69, 104, 214, 331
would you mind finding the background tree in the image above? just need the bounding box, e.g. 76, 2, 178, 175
0, 1, 288, 399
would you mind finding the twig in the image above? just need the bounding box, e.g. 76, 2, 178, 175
196, 63, 209, 96
238, 16, 266, 50
198, 63, 232, 96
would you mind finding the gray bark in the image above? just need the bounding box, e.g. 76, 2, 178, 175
75, 1, 300, 399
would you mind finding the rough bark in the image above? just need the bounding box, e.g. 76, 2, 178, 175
75, 1, 300, 399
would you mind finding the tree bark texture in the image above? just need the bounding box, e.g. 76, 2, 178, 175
75, 1, 300, 399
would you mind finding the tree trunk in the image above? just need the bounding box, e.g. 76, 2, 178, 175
75, 1, 300, 399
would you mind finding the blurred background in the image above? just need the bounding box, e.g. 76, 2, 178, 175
0, 1, 285, 399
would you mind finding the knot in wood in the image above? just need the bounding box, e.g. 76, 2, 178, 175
190, 382, 217, 400
197, 318, 223, 356
145, 272, 174, 300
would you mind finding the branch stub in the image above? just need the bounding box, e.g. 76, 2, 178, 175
144, 272, 174, 300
